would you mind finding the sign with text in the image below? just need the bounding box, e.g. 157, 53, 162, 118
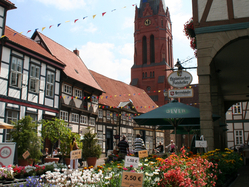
124, 156, 139, 168
70, 149, 82, 160
167, 70, 193, 88
138, 150, 148, 158
195, 141, 207, 148
121, 171, 143, 187
22, 150, 30, 159
168, 88, 193, 98
0, 143, 16, 167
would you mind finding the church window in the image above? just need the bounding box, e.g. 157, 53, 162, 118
142, 72, 144, 78
142, 36, 147, 64
161, 19, 163, 27
153, 71, 155, 77
145, 72, 147, 78
150, 35, 155, 63
150, 72, 152, 77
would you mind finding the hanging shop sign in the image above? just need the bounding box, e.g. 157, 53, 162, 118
167, 70, 193, 88
168, 88, 194, 98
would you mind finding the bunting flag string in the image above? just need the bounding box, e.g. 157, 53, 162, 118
0, 3, 137, 38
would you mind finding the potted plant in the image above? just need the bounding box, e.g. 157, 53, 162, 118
10, 116, 43, 166
60, 131, 82, 166
41, 118, 70, 163
81, 127, 102, 167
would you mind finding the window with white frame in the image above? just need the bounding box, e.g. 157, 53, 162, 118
122, 112, 126, 120
46, 70, 55, 97
71, 113, 79, 123
63, 84, 72, 95
29, 64, 40, 93
6, 110, 18, 142
75, 88, 82, 98
235, 130, 243, 145
98, 109, 103, 118
107, 110, 110, 120
89, 117, 95, 126
10, 56, 23, 87
114, 112, 117, 121
233, 103, 241, 114
80, 115, 88, 124
60, 110, 68, 121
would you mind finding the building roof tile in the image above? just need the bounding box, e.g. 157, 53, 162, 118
37, 32, 103, 92
90, 70, 158, 114
4, 26, 64, 66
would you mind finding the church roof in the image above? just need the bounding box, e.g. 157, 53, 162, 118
90, 70, 158, 114
138, 0, 166, 18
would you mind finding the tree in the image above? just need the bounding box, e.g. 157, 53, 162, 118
41, 118, 70, 158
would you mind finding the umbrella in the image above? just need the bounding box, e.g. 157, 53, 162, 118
0, 121, 15, 129
134, 99, 220, 150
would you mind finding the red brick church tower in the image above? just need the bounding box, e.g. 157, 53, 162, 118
130, 0, 173, 106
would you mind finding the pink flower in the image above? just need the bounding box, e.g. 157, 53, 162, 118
123, 167, 128, 170
140, 167, 143, 170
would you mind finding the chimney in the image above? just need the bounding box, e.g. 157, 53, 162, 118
73, 49, 79, 56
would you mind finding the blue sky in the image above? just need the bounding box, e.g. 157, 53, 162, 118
6, 0, 197, 84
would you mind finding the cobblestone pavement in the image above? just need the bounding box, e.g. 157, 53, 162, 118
229, 165, 249, 187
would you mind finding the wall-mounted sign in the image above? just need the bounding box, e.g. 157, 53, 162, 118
168, 88, 194, 98
167, 70, 193, 88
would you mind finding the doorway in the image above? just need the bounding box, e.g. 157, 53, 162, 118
106, 129, 113, 153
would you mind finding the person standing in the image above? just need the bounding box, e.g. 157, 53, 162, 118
154, 142, 164, 153
118, 135, 129, 159
70, 137, 79, 169
166, 140, 176, 153
133, 134, 145, 157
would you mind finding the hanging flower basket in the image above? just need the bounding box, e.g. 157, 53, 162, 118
184, 17, 195, 39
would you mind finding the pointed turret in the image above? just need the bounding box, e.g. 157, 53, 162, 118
138, 0, 166, 18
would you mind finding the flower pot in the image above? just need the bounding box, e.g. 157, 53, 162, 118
86, 157, 97, 167
18, 159, 33, 166
44, 157, 59, 163
64, 157, 70, 166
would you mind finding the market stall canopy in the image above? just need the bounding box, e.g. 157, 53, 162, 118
0, 121, 15, 129
134, 100, 220, 126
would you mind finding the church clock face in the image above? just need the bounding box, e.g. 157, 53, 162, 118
144, 19, 151, 26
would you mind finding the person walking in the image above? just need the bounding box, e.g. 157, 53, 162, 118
118, 135, 129, 159
70, 137, 79, 169
133, 134, 146, 157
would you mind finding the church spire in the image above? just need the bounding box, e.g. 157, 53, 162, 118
138, 0, 166, 18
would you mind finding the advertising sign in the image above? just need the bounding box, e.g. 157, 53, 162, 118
138, 150, 148, 158
167, 71, 193, 88
121, 171, 143, 187
195, 141, 207, 148
70, 149, 82, 160
124, 156, 139, 168
0, 143, 16, 167
168, 88, 194, 98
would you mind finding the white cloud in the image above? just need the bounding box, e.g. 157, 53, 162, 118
83, 23, 98, 33
119, 43, 134, 57
78, 42, 133, 84
122, 17, 134, 29
35, 0, 87, 10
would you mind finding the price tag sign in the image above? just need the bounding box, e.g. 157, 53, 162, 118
195, 141, 207, 148
124, 156, 139, 168
70, 149, 82, 160
22, 150, 30, 159
121, 171, 143, 187
138, 150, 148, 158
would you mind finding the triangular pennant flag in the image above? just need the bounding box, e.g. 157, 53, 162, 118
57, 23, 61, 27
63, 96, 65, 99
93, 15, 96, 19
13, 33, 17, 36
65, 20, 70, 23
1, 35, 6, 38
132, 4, 136, 6
102, 12, 106, 16
35, 28, 38, 32
123, 6, 126, 8
49, 25, 53, 29
27, 30, 31, 34
74, 19, 79, 23
42, 27, 46, 31
111, 9, 116, 12
83, 16, 88, 19
20, 32, 23, 34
